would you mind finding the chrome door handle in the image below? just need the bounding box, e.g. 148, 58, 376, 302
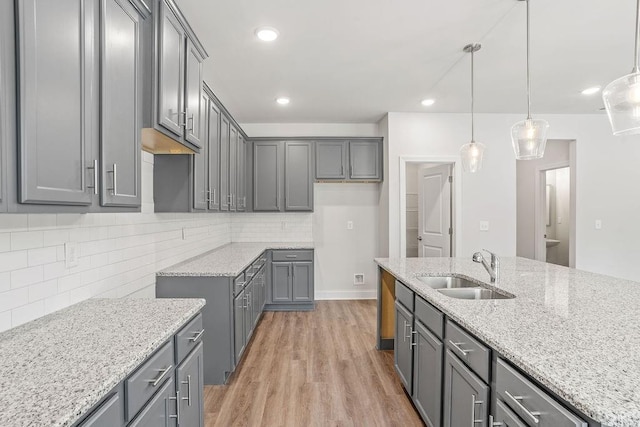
472, 394, 484, 424
87, 160, 98, 195
178, 111, 187, 127
448, 340, 472, 357
189, 329, 205, 342
181, 375, 192, 406
147, 364, 173, 387
489, 415, 503, 426
169, 390, 180, 425
213, 188, 217, 205
410, 330, 417, 347
107, 163, 118, 196
187, 114, 194, 132
504, 390, 541, 424
403, 320, 411, 342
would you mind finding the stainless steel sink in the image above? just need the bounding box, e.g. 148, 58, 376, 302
437, 288, 514, 300
417, 275, 515, 300
417, 276, 479, 289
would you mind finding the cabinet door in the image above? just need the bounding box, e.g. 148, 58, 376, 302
128, 376, 176, 427
17, 0, 96, 205
79, 392, 122, 427
207, 101, 221, 211
413, 320, 443, 427
236, 134, 246, 211
349, 140, 381, 180
252, 273, 262, 326
229, 125, 238, 211
219, 115, 230, 211
253, 142, 280, 211
394, 301, 414, 392
177, 343, 204, 427
244, 281, 253, 343
285, 142, 313, 211
292, 262, 313, 301
271, 262, 292, 302
315, 141, 347, 179
443, 349, 489, 427
233, 290, 245, 364
100, 0, 141, 207
157, 3, 185, 137
184, 38, 204, 148
192, 93, 209, 211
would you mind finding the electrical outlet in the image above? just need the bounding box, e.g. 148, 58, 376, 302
354, 273, 365, 286
347, 221, 354, 230
479, 221, 490, 232
595, 219, 602, 230
65, 242, 79, 268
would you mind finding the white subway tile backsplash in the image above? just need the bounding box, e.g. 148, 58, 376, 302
0, 251, 28, 273
27, 247, 58, 266
0, 311, 10, 332
12, 301, 45, 327
28, 280, 58, 302
0, 288, 29, 312
10, 266, 44, 289
0, 234, 10, 252
11, 231, 44, 250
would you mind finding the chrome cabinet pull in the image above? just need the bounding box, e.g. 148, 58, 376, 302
489, 415, 503, 426
285, 255, 297, 259
187, 114, 194, 132
189, 329, 205, 342
178, 111, 187, 127
448, 340, 472, 357
247, 292, 252, 307
472, 395, 484, 424
107, 164, 118, 196
87, 160, 98, 194
242, 293, 248, 309
403, 320, 411, 342
147, 364, 173, 387
213, 188, 217, 205
181, 375, 192, 406
504, 390, 541, 424
169, 390, 180, 425
410, 330, 418, 347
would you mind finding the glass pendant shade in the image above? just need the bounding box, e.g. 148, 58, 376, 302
460, 141, 485, 173
602, 72, 640, 135
511, 118, 549, 160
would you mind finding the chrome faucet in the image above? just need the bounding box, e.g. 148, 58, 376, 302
472, 249, 500, 283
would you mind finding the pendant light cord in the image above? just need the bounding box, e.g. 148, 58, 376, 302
526, 0, 532, 119
471, 47, 475, 142
634, 0, 640, 72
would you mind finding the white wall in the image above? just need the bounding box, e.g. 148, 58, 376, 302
381, 112, 640, 282
405, 163, 419, 257
240, 123, 379, 138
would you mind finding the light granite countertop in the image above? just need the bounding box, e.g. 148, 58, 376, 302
0, 298, 205, 427
375, 256, 640, 427
157, 242, 314, 277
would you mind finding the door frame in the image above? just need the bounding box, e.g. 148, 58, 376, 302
534, 158, 576, 267
399, 156, 462, 258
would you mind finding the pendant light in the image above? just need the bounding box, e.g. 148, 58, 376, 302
511, 0, 549, 160
460, 43, 485, 173
602, 0, 640, 135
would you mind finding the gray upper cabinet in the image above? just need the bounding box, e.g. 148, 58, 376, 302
207, 100, 221, 211
314, 139, 383, 182
236, 135, 246, 212
192, 92, 209, 211
285, 142, 313, 211
100, 0, 142, 207
157, 3, 185, 138
349, 140, 382, 180
443, 349, 489, 427
253, 142, 280, 212
219, 115, 230, 211
229, 125, 238, 211
17, 0, 97, 206
176, 343, 204, 427
184, 39, 204, 148
315, 141, 347, 179
0, 0, 13, 213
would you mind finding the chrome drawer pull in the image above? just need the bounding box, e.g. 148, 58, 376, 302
504, 390, 541, 424
148, 364, 173, 387
448, 340, 472, 357
285, 255, 297, 258
189, 329, 205, 342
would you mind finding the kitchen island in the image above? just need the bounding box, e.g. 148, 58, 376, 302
0, 298, 205, 427
376, 256, 640, 427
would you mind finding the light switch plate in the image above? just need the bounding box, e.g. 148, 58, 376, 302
65, 242, 79, 268
347, 221, 354, 230
479, 221, 489, 232
595, 219, 602, 230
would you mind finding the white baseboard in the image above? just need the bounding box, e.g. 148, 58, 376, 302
315, 289, 376, 300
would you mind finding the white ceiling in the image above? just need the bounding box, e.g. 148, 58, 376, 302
176, 0, 635, 123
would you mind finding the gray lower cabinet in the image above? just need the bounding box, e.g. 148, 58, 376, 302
234, 288, 247, 363
271, 262, 292, 302
314, 139, 383, 182
285, 142, 313, 211
78, 391, 123, 427
493, 399, 527, 427
443, 349, 489, 427
176, 343, 204, 427
128, 376, 177, 427
394, 301, 414, 391
412, 320, 443, 427
268, 251, 315, 310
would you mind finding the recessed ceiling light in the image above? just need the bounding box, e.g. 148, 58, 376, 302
421, 99, 436, 106
276, 97, 290, 105
255, 27, 279, 42
581, 86, 601, 95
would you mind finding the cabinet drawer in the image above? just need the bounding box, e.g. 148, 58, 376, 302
271, 250, 313, 262
496, 358, 587, 427
414, 296, 443, 339
445, 320, 490, 383
233, 273, 246, 296
494, 399, 527, 427
79, 391, 122, 427
395, 280, 414, 312
175, 313, 204, 364
125, 340, 174, 421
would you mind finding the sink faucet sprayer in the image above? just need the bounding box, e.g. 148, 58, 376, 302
472, 249, 500, 283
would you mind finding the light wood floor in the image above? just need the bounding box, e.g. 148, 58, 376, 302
203, 300, 423, 426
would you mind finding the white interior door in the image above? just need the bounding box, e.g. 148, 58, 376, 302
418, 164, 452, 257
